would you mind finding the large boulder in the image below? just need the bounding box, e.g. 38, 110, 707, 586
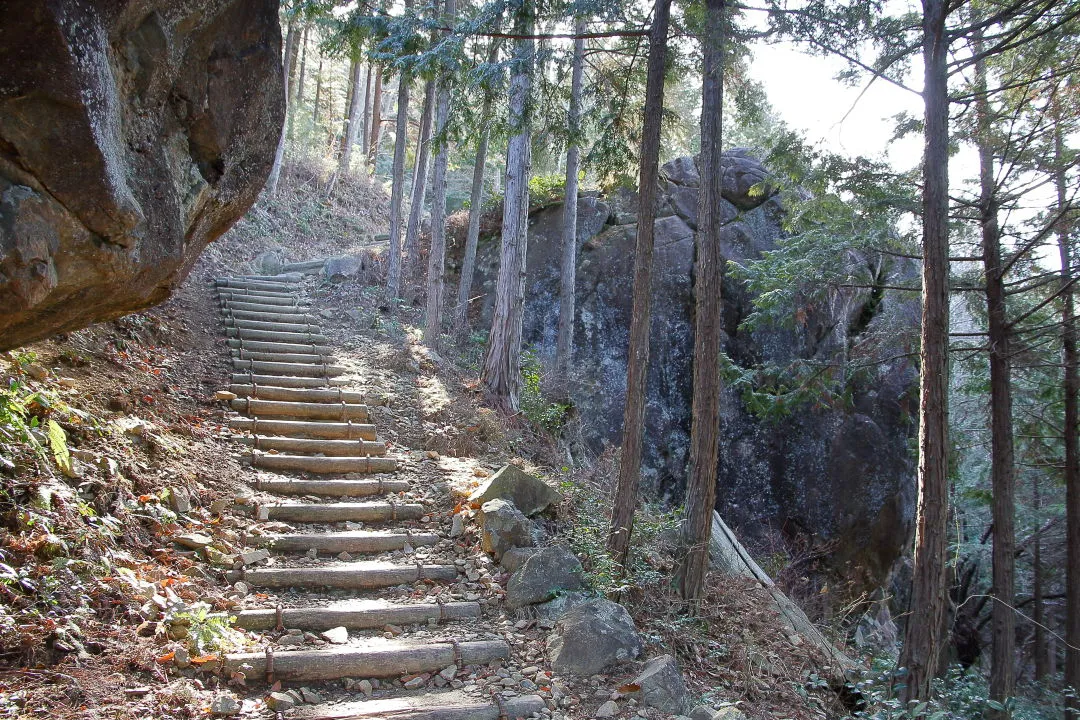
547, 598, 642, 675
478, 499, 540, 561
469, 150, 918, 590
469, 464, 561, 517
629, 655, 692, 714
505, 545, 584, 609
0, 1, 284, 350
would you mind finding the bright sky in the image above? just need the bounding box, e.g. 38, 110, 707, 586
748, 42, 926, 169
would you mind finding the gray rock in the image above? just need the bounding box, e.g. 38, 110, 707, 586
631, 654, 692, 714
469, 464, 561, 517
690, 706, 747, 720
175, 533, 213, 550
533, 590, 592, 620
450, 513, 465, 538
505, 545, 584, 609
238, 549, 270, 566
210, 694, 240, 716
500, 546, 539, 573
321, 626, 348, 644
169, 487, 192, 514
254, 251, 283, 276
0, 0, 283, 352
595, 700, 619, 718
324, 255, 364, 282
547, 598, 642, 675
267, 692, 295, 711
478, 499, 539, 561
662, 156, 700, 186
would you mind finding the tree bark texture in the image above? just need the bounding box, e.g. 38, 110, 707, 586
607, 0, 673, 569
313, 59, 323, 125
899, 0, 951, 703
425, 0, 457, 345
1055, 108, 1080, 720
361, 63, 373, 154
266, 16, 298, 197
404, 80, 436, 282
975, 42, 1016, 717
675, 0, 724, 604
555, 19, 585, 378
368, 66, 384, 168
296, 25, 308, 106
454, 42, 500, 330
480, 0, 535, 414
386, 70, 412, 299
1033, 474, 1048, 681
340, 57, 365, 175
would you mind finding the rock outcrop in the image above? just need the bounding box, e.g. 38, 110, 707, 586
468, 150, 918, 588
0, 1, 284, 350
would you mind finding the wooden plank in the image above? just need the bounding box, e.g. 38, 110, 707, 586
251, 454, 397, 474
238, 436, 386, 457
242, 562, 458, 589
233, 600, 479, 630
263, 501, 421, 523
227, 417, 375, 439
230, 398, 368, 420
251, 529, 436, 554
297, 695, 545, 720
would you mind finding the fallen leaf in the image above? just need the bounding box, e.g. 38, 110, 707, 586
155, 652, 175, 664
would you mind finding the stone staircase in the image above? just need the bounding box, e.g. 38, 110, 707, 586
213, 275, 544, 719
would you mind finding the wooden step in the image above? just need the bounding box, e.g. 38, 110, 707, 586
231, 359, 344, 377
249, 454, 397, 474
226, 327, 329, 344
230, 373, 348, 389
261, 501, 422, 523
228, 417, 375, 439
217, 288, 300, 302
222, 301, 311, 314
239, 436, 386, 457
215, 276, 302, 288
250, 529, 436, 554
226, 319, 324, 334
233, 600, 478, 631
219, 293, 302, 307
224, 309, 321, 324
230, 398, 368, 420
232, 350, 332, 364
280, 259, 327, 273
294, 693, 545, 720
229, 385, 374, 404
222, 640, 509, 681
226, 339, 333, 354
242, 561, 458, 589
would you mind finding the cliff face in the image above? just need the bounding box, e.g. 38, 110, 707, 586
0, 1, 284, 350
471, 151, 918, 588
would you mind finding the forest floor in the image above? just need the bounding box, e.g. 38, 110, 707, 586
0, 164, 849, 720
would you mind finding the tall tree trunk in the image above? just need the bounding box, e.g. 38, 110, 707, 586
1055, 102, 1080, 720
1033, 474, 1048, 682
675, 0, 724, 604
606, 0, 673, 569
404, 79, 436, 282
453, 43, 499, 330
555, 19, 586, 381
313, 59, 323, 125
285, 23, 300, 144
424, 0, 456, 346
386, 67, 413, 298
480, 0, 535, 414
368, 67, 385, 169
290, 24, 308, 142
361, 64, 373, 157
899, 0, 951, 702
975, 41, 1016, 717
340, 57, 365, 176
266, 16, 298, 197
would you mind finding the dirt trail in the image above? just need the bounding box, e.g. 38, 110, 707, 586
206, 273, 554, 719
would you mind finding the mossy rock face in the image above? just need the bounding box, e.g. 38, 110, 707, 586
468, 464, 560, 517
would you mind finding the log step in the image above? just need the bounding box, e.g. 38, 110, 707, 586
230, 373, 348, 389
240, 436, 386, 456
223, 301, 312, 314
222, 639, 509, 681
233, 599, 478, 631
229, 417, 376, 439
231, 359, 344, 377
232, 350, 332, 364
217, 288, 300, 302
280, 259, 328, 272
219, 293, 302, 307
242, 561, 458, 589
262, 501, 422, 523
249, 477, 404, 498
250, 529, 437, 554
229, 384, 375, 404
226, 328, 329, 344
226, 339, 333, 354
250, 454, 397, 474
231, 398, 369, 420
215, 276, 302, 288
226, 319, 325, 334
225, 309, 321, 324
294, 693, 545, 720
